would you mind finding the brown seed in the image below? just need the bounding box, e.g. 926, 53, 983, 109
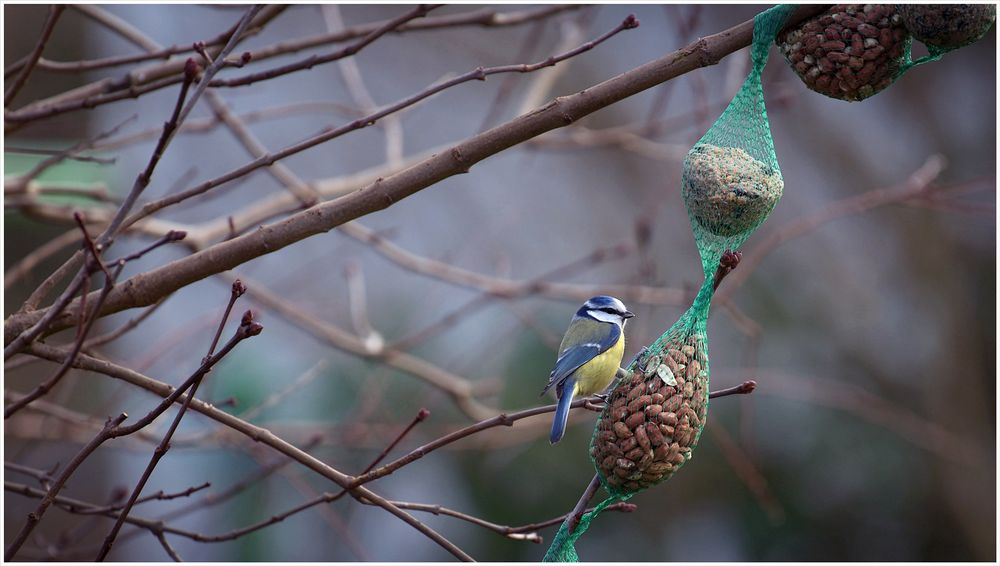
674, 425, 691, 447
681, 345, 695, 357
851, 33, 864, 52
641, 471, 661, 482
601, 441, 622, 457
602, 455, 616, 471
685, 359, 701, 381
620, 436, 637, 453
878, 27, 892, 48
638, 451, 654, 471
597, 430, 616, 444
651, 392, 665, 404
820, 40, 846, 51
628, 394, 651, 414
625, 447, 645, 462
662, 354, 679, 374
645, 421, 665, 446
659, 411, 678, 427
625, 411, 645, 431
826, 51, 849, 64
857, 23, 878, 38
613, 421, 632, 439
653, 444, 670, 460
635, 424, 651, 451
857, 61, 876, 82
627, 384, 644, 401
824, 26, 839, 39
841, 15, 861, 29
645, 404, 662, 420
861, 44, 884, 60
647, 461, 672, 475
669, 451, 686, 466
614, 466, 632, 479
659, 424, 675, 440
664, 394, 683, 413
667, 349, 686, 364
611, 406, 628, 421
683, 381, 695, 399
848, 56, 864, 69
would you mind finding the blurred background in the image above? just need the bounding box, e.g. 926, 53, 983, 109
4, 4, 995, 561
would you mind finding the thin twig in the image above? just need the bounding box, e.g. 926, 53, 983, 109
212, 5, 439, 88
152, 530, 182, 562
1, 64, 196, 361
3, 261, 124, 419
4, 413, 128, 561
708, 380, 757, 399
75, 482, 211, 515
4, 5, 65, 106
10, 3, 761, 343
5, 145, 115, 164
157, 436, 324, 523
1, 6, 579, 128
15, 343, 476, 561
121, 13, 638, 229
4, 228, 185, 417
95, 299, 259, 560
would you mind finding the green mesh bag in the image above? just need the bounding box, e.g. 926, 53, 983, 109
683, 5, 793, 279
543, 6, 794, 561
544, 281, 713, 562
777, 4, 994, 102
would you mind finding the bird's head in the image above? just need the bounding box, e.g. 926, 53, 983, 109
577, 295, 635, 327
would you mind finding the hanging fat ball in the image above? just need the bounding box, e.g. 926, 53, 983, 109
682, 143, 784, 238
896, 4, 996, 50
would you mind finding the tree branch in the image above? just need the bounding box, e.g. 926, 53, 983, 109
3, 6, 830, 346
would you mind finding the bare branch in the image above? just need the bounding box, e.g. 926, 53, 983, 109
4, 7, 833, 346
4, 5, 65, 106
212, 5, 438, 88
4, 413, 128, 561
95, 305, 262, 559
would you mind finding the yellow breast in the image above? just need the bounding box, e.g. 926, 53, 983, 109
572, 333, 625, 396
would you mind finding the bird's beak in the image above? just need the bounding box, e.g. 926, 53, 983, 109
623, 311, 635, 319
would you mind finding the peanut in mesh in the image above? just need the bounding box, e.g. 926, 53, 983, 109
591, 333, 710, 493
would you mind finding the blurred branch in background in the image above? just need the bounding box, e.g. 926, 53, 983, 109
4, 3, 994, 562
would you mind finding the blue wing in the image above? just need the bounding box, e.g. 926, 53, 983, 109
541, 319, 620, 396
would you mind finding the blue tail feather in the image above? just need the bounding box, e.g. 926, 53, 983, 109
550, 378, 577, 444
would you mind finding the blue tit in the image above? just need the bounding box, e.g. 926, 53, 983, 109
541, 295, 634, 444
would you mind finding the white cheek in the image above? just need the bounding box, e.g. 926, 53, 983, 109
587, 310, 620, 324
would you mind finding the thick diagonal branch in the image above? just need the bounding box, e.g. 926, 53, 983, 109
3, 6, 829, 346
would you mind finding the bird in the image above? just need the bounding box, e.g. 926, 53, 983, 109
541, 295, 634, 444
